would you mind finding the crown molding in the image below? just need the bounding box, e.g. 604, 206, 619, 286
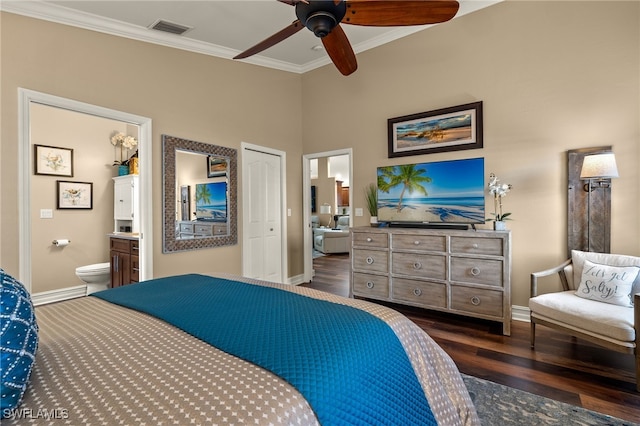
2, 1, 501, 75
1, 1, 303, 73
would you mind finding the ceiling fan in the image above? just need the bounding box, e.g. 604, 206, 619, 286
233, 0, 460, 76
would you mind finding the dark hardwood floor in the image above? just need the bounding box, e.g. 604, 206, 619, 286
302, 253, 640, 423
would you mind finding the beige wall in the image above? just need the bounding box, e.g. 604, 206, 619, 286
301, 1, 640, 306
1, 12, 303, 287
29, 104, 131, 292
2, 1, 639, 307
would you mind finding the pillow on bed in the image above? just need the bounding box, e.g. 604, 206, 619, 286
1, 269, 38, 414
575, 260, 639, 307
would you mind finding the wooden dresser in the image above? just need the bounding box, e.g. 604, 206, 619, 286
350, 227, 512, 335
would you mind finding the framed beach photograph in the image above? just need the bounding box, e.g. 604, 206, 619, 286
56, 180, 93, 209
388, 101, 483, 158
34, 144, 74, 176
207, 156, 228, 178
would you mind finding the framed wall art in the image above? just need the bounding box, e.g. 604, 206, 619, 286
388, 101, 483, 158
34, 144, 74, 176
56, 180, 93, 209
207, 156, 228, 178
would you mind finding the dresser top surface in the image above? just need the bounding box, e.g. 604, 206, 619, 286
352, 226, 509, 237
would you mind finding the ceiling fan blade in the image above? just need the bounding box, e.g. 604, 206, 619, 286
321, 24, 357, 76
343, 0, 459, 26
234, 20, 304, 60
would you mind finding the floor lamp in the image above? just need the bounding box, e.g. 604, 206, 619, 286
579, 152, 619, 252
320, 204, 332, 228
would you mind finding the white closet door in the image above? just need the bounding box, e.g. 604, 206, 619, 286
244, 149, 282, 282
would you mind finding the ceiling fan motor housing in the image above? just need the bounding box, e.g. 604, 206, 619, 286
296, 1, 347, 38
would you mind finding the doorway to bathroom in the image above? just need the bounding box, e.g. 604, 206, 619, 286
18, 89, 152, 300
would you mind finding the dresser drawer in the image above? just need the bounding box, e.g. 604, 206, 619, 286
450, 286, 503, 317
130, 255, 139, 282
392, 278, 446, 309
450, 237, 503, 256
392, 253, 446, 280
352, 249, 388, 273
392, 234, 446, 252
450, 257, 503, 287
353, 232, 388, 248
110, 238, 130, 252
213, 224, 227, 235
180, 223, 193, 233
353, 273, 389, 299
194, 223, 213, 236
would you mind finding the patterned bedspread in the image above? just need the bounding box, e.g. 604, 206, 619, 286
7, 274, 479, 425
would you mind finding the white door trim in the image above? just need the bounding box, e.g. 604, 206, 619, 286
18, 88, 153, 293
241, 142, 288, 283
302, 148, 353, 283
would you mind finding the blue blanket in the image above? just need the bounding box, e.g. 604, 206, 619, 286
93, 274, 436, 425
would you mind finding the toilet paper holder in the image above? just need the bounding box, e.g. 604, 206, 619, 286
52, 239, 71, 247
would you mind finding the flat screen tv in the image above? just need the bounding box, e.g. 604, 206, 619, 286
377, 157, 485, 225
195, 181, 227, 221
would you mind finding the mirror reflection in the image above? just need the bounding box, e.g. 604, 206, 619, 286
163, 135, 237, 253
175, 150, 229, 239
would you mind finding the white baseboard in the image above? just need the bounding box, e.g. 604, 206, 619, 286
32, 285, 86, 306
512, 304, 530, 322
286, 273, 306, 286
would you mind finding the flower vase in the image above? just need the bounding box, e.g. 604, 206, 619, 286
493, 221, 507, 231
370, 216, 378, 227
118, 165, 129, 176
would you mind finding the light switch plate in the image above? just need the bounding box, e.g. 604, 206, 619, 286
355, 208, 363, 217
40, 209, 53, 219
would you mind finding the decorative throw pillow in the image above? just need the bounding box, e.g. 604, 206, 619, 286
571, 250, 640, 304
1, 269, 39, 414
575, 260, 640, 307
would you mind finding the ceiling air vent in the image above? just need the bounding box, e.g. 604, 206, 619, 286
148, 19, 192, 36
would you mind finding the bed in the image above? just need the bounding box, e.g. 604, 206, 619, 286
3, 272, 479, 425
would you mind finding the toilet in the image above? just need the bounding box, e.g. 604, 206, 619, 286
75, 262, 110, 295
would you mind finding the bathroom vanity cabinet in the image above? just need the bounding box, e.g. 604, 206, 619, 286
110, 237, 139, 288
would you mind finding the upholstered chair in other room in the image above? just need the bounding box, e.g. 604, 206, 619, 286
529, 250, 640, 391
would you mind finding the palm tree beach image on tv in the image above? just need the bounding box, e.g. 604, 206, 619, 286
377, 157, 485, 227
195, 181, 227, 221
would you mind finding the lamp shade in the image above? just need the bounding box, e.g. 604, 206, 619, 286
580, 153, 619, 179
319, 204, 331, 215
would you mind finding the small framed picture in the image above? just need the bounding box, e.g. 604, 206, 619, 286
207, 156, 228, 178
34, 144, 74, 176
57, 181, 93, 209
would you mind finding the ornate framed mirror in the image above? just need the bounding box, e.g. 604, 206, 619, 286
162, 135, 237, 253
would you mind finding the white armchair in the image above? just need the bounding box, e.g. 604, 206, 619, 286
529, 250, 640, 391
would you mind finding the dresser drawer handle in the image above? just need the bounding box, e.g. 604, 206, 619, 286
413, 262, 422, 270
366, 256, 374, 265
470, 296, 481, 306
366, 281, 374, 289
472, 243, 479, 249
470, 266, 481, 276
413, 288, 422, 297
366, 237, 373, 242
414, 240, 420, 245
